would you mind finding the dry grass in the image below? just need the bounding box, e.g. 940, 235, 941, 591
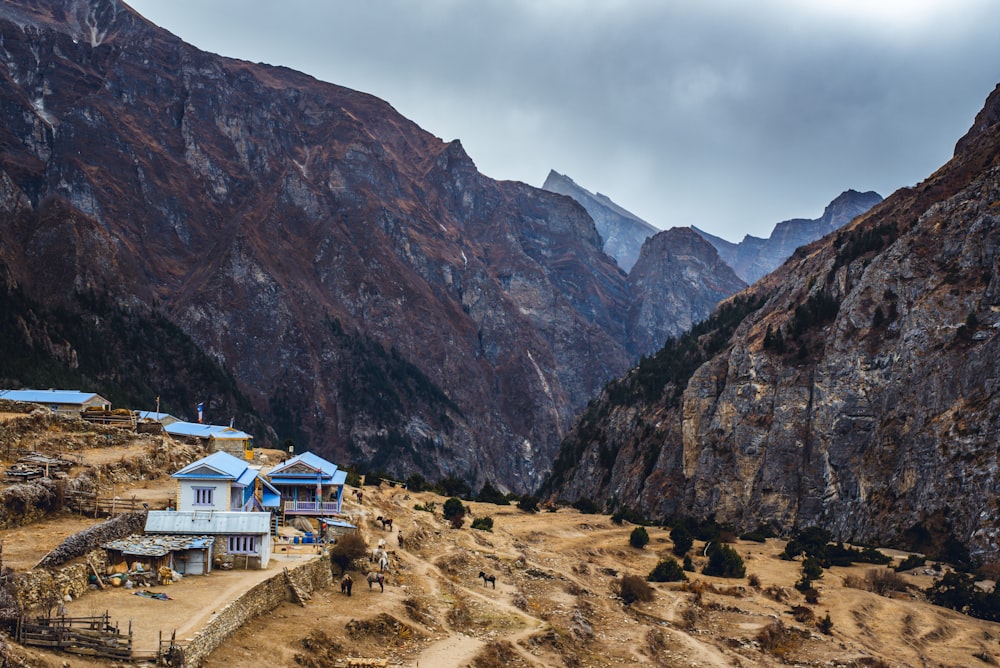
844, 568, 909, 596
470, 640, 525, 668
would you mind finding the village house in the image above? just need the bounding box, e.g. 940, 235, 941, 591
143, 510, 273, 569
170, 450, 274, 512
162, 420, 254, 460
266, 451, 347, 519
0, 388, 110, 415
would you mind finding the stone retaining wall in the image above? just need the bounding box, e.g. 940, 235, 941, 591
15, 549, 109, 612
182, 557, 332, 667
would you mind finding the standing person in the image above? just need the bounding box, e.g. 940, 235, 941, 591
398, 531, 405, 549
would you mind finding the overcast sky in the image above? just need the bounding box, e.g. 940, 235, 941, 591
126, 0, 1000, 242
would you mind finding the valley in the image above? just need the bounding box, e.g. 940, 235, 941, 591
1, 407, 998, 667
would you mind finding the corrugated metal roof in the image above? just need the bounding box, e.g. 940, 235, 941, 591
0, 389, 107, 405
172, 451, 249, 480
320, 518, 357, 529
165, 421, 252, 440
138, 411, 175, 421
145, 510, 270, 535
102, 534, 214, 557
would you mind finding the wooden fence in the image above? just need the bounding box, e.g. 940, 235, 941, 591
15, 612, 132, 661
65, 492, 146, 518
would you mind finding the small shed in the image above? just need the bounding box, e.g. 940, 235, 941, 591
102, 534, 215, 578
320, 518, 358, 539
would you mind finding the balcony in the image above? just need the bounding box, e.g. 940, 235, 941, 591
283, 500, 340, 515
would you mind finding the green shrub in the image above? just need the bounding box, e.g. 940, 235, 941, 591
517, 495, 539, 513
406, 473, 430, 492
443, 496, 467, 520
477, 482, 509, 505
683, 555, 695, 572
414, 501, 436, 513
895, 554, 926, 572
702, 544, 746, 578
671, 525, 694, 556
572, 497, 599, 514
802, 556, 824, 580
471, 516, 494, 532
818, 612, 834, 634
630, 526, 650, 549
648, 558, 687, 583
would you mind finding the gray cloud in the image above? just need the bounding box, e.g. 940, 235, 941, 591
126, 0, 1000, 241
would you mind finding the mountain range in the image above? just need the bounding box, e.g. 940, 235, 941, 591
542, 82, 1000, 564
0, 0, 756, 493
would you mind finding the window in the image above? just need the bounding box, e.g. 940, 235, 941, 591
228, 535, 256, 554
193, 487, 214, 506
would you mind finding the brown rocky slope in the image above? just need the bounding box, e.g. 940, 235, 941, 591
0, 0, 751, 493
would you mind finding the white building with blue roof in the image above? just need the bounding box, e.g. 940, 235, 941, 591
171, 451, 264, 512
0, 389, 109, 415
163, 420, 254, 460
266, 451, 347, 518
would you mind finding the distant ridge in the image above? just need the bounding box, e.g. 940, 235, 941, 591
541, 170, 658, 271
693, 189, 883, 283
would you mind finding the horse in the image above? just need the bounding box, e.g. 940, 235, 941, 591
378, 553, 391, 573
366, 572, 385, 592
340, 573, 354, 596
479, 571, 496, 589
376, 516, 393, 531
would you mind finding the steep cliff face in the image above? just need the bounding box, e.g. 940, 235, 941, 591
545, 83, 1000, 563
626, 227, 746, 353
0, 0, 640, 491
541, 170, 659, 272
693, 190, 883, 284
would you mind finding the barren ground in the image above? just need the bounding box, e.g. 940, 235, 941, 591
2, 416, 999, 667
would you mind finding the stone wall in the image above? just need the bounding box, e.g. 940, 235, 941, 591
35, 511, 147, 568
15, 549, 109, 612
181, 557, 332, 667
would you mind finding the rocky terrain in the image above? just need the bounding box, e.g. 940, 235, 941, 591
543, 82, 1000, 565
1, 402, 998, 668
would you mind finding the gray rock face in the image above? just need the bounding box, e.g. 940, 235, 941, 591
626, 228, 746, 353
541, 170, 659, 272
545, 82, 1000, 563
694, 190, 883, 284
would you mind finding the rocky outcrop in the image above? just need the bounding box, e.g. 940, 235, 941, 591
541, 170, 659, 272
694, 189, 883, 284
626, 228, 746, 353
544, 82, 1000, 564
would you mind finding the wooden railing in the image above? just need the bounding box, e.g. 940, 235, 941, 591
283, 500, 339, 514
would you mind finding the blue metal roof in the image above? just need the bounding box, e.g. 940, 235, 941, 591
0, 389, 107, 405
164, 421, 252, 440
173, 451, 250, 481
138, 411, 175, 421
269, 451, 340, 479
